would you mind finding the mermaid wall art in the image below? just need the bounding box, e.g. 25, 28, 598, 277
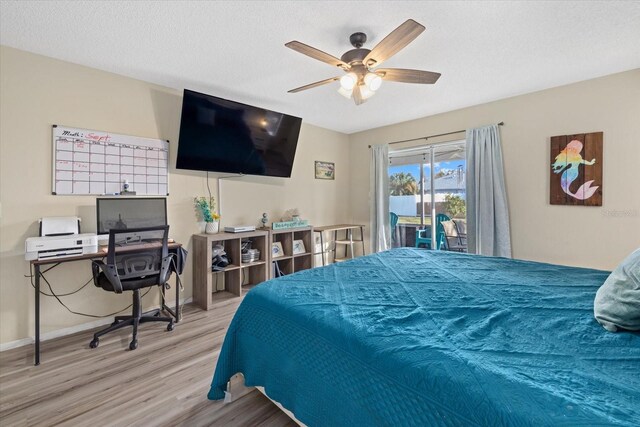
550, 132, 603, 206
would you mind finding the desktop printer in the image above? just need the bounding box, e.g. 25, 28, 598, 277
25, 217, 98, 261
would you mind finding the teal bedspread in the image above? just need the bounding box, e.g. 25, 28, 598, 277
208, 248, 640, 426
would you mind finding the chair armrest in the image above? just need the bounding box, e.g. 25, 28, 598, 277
92, 260, 124, 293
416, 226, 432, 238
159, 255, 173, 285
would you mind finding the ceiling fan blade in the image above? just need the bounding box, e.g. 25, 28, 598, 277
377, 68, 441, 84
352, 85, 365, 105
285, 41, 350, 69
364, 19, 425, 68
288, 77, 341, 93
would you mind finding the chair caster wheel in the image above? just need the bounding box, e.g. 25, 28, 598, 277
129, 340, 138, 350
167, 322, 174, 331
90, 338, 99, 349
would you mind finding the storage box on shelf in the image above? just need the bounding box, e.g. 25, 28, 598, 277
269, 226, 314, 278
192, 230, 268, 310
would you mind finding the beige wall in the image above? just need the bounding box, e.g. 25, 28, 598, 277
1, 45, 637, 347
349, 69, 640, 270
0, 46, 350, 345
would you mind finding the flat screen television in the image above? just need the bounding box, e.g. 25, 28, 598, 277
175, 89, 303, 177
96, 197, 167, 242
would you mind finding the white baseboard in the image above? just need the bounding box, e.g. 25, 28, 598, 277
0, 297, 193, 352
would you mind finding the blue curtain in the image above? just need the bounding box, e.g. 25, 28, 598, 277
466, 125, 512, 257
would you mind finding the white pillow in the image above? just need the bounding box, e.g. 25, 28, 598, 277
453, 219, 467, 235
441, 220, 458, 237
594, 248, 640, 332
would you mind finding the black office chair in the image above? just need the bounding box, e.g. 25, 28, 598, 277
90, 225, 174, 351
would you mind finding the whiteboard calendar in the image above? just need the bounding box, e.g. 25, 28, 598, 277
52, 125, 169, 195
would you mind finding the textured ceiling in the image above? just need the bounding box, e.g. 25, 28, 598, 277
1, 1, 639, 134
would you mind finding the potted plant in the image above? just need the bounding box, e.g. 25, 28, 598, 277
194, 196, 220, 234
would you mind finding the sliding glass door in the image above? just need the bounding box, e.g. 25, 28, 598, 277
388, 141, 466, 249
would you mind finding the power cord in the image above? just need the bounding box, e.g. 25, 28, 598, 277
28, 264, 152, 318
41, 269, 152, 318
206, 171, 213, 204
27, 252, 185, 320
168, 254, 185, 321
26, 264, 92, 297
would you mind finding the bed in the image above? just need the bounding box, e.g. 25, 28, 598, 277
208, 248, 640, 426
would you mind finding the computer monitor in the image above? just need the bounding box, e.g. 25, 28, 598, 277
96, 197, 167, 242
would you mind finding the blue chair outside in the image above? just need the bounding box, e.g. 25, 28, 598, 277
415, 213, 450, 250
389, 212, 399, 246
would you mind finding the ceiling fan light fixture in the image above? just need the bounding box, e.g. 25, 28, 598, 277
359, 84, 376, 100
337, 86, 353, 99
364, 73, 382, 91
285, 19, 440, 105
340, 73, 358, 90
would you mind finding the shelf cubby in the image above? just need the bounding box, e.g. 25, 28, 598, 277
241, 262, 268, 290
193, 230, 269, 310
269, 226, 314, 279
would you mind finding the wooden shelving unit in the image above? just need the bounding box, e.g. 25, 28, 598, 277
269, 226, 314, 278
192, 230, 269, 310
314, 224, 366, 265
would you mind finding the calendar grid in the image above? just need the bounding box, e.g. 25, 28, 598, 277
53, 126, 169, 195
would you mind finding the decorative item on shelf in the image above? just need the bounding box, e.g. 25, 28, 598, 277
292, 239, 306, 255
272, 241, 284, 258
260, 212, 269, 229
315, 161, 335, 180
194, 196, 221, 234
120, 179, 137, 195
272, 219, 309, 230
205, 222, 219, 234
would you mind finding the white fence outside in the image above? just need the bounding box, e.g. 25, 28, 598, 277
390, 195, 420, 216
390, 193, 465, 216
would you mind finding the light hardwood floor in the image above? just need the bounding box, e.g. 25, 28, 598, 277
0, 299, 296, 427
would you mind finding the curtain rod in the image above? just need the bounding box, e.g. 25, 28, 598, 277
368, 122, 504, 148
390, 139, 465, 155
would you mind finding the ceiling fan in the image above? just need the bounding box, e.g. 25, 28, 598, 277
285, 19, 441, 105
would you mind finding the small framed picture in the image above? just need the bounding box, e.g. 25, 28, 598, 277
315, 161, 335, 180
292, 239, 306, 255
272, 241, 284, 258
